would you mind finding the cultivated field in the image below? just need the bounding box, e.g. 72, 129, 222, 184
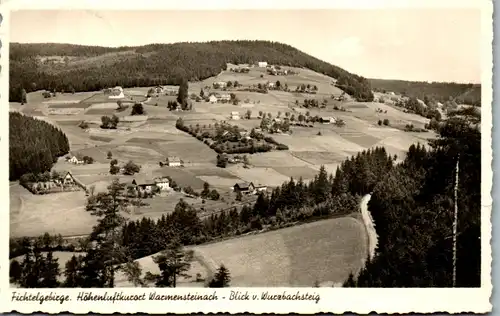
115, 216, 367, 287
10, 63, 435, 239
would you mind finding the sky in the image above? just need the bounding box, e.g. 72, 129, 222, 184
9, 9, 482, 83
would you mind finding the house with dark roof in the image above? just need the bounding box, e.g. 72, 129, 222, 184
132, 178, 157, 194
233, 182, 255, 194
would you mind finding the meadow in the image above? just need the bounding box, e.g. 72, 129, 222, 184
114, 216, 367, 287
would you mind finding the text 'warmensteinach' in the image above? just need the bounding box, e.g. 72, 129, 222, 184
149, 291, 218, 301
261, 291, 321, 304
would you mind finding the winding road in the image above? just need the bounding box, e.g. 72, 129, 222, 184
359, 194, 378, 260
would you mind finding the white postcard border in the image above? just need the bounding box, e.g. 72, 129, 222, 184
0, 0, 493, 313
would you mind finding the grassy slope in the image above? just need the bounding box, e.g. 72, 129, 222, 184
114, 216, 367, 287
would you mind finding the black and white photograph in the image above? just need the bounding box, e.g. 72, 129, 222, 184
4, 2, 491, 313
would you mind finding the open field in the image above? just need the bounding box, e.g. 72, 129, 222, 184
115, 216, 367, 287
10, 184, 96, 238
48, 103, 90, 109
11, 63, 436, 238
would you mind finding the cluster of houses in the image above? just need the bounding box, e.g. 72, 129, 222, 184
208, 93, 232, 104
266, 66, 289, 76
126, 176, 172, 197
233, 182, 268, 195
22, 171, 86, 195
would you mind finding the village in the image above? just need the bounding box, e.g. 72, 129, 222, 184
9, 59, 437, 240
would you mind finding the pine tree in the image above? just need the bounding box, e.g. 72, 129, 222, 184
63, 255, 83, 287
208, 264, 231, 288
85, 179, 130, 287
150, 237, 193, 287
39, 251, 60, 288
177, 79, 189, 109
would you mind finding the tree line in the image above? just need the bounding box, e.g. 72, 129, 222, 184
344, 110, 481, 287
10, 145, 395, 288
370, 78, 481, 106
10, 41, 373, 103
9, 112, 70, 180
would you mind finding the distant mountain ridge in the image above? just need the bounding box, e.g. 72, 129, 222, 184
9, 40, 374, 102
369, 78, 481, 106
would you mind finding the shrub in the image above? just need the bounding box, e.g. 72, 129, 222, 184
383, 119, 390, 126
131, 103, 144, 115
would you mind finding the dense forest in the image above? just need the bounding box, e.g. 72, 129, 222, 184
9, 112, 70, 180
370, 78, 481, 106
9, 41, 374, 102
345, 108, 481, 287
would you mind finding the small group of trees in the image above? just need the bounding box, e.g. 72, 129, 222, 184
176, 118, 285, 156
201, 182, 221, 201
377, 119, 390, 126
109, 159, 141, 175
166, 80, 193, 111
101, 115, 119, 129
295, 83, 318, 94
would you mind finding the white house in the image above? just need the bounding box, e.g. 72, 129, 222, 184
166, 156, 182, 167
257, 61, 268, 68
254, 184, 268, 194
231, 111, 240, 120
109, 86, 125, 99
267, 82, 276, 89
213, 81, 227, 89
68, 155, 84, 165
219, 94, 231, 102
208, 95, 218, 104
154, 177, 171, 191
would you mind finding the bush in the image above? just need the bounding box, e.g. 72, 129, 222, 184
123, 161, 141, 175
131, 103, 145, 115
378, 120, 382, 126
383, 119, 390, 126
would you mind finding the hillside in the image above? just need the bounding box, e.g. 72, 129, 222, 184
9, 112, 70, 180
10, 41, 374, 102
369, 78, 481, 106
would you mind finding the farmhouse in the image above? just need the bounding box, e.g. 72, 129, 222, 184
154, 177, 170, 191
231, 111, 240, 120
208, 95, 218, 104
23, 171, 85, 194
63, 172, 77, 185
109, 86, 125, 99
68, 154, 85, 165
132, 179, 157, 193
267, 82, 276, 89
254, 184, 268, 194
218, 94, 231, 102
213, 81, 227, 89
256, 61, 268, 68
233, 182, 255, 194
321, 117, 336, 124
166, 156, 182, 167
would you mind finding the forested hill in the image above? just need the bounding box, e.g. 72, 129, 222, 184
9, 41, 373, 102
369, 78, 481, 106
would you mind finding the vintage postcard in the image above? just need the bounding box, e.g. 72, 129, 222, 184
0, 0, 493, 313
